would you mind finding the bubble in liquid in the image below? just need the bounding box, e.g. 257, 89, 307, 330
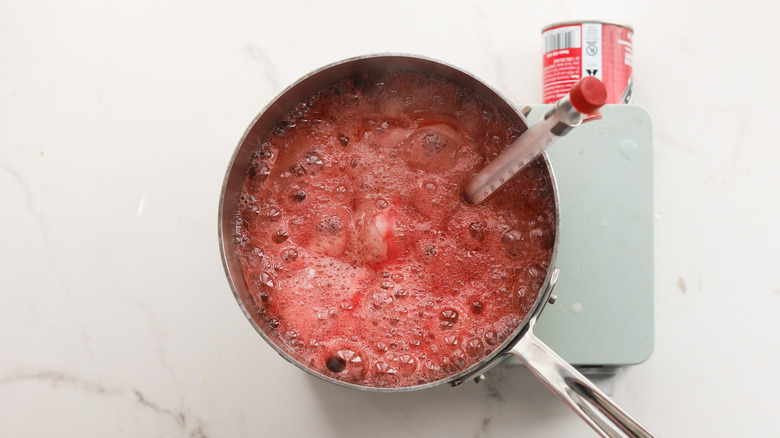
285, 330, 300, 347
501, 229, 525, 258
376, 198, 389, 209
235, 232, 249, 248
338, 133, 350, 147
290, 190, 307, 203
373, 361, 397, 375
444, 335, 460, 346
507, 126, 522, 141
281, 248, 298, 262
330, 348, 366, 381
422, 359, 440, 379
380, 281, 394, 290
245, 198, 261, 214
326, 355, 347, 373
484, 330, 498, 345
313, 182, 327, 191
288, 217, 303, 230
249, 161, 271, 182
452, 349, 467, 368
517, 285, 529, 298
455, 90, 468, 105
397, 354, 417, 375
256, 142, 273, 159
258, 270, 274, 289
530, 227, 544, 238
369, 292, 393, 310
266, 207, 282, 222
274, 120, 294, 137
466, 338, 484, 356
340, 91, 359, 107
244, 247, 262, 268
439, 309, 459, 328
468, 222, 486, 242
375, 342, 388, 354
306, 151, 323, 167
470, 300, 484, 314
268, 318, 280, 329
290, 163, 306, 176
272, 229, 289, 244
502, 229, 523, 245
361, 78, 385, 100
340, 349, 361, 362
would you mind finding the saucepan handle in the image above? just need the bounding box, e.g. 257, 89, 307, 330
507, 331, 654, 438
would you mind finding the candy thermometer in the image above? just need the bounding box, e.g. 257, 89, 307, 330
462, 77, 608, 204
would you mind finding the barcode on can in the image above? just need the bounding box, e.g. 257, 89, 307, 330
542, 21, 633, 104
543, 26, 581, 52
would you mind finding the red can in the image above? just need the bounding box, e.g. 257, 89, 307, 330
542, 21, 633, 104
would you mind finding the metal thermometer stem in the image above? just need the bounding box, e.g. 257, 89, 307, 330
462, 96, 588, 205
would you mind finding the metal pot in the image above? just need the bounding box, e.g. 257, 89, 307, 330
219, 54, 652, 438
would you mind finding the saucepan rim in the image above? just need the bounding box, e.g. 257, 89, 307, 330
218, 53, 560, 392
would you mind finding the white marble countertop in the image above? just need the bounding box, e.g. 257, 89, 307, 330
2, 1, 779, 437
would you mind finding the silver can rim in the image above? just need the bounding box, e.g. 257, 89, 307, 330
542, 20, 634, 33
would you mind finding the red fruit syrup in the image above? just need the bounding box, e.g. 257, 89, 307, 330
236, 71, 556, 388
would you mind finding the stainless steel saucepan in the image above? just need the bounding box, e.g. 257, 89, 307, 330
218, 54, 653, 438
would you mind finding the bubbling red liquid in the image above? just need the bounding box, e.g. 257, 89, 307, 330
236, 71, 556, 388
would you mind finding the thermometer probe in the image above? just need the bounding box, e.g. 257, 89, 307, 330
462, 77, 608, 205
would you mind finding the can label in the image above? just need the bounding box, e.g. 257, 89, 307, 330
542, 22, 633, 104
